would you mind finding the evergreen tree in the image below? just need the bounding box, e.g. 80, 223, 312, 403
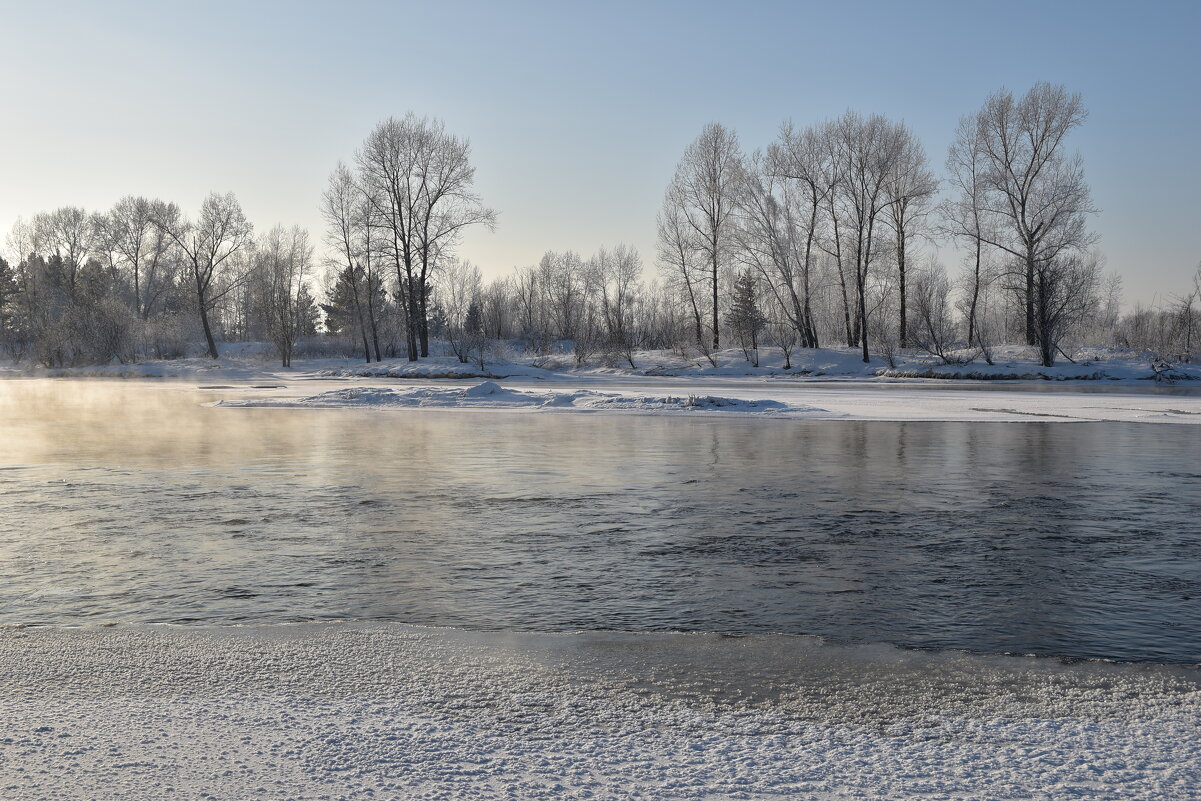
726, 270, 766, 363
0, 257, 19, 349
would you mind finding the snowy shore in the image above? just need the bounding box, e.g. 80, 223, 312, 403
6, 343, 1201, 423
4, 343, 1199, 385
2, 623, 1198, 801
209, 379, 1201, 424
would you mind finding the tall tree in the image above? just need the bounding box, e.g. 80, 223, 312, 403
255, 225, 313, 367
941, 114, 991, 348
154, 193, 254, 359
30, 207, 97, 296
972, 83, 1097, 348
355, 113, 493, 361
411, 121, 495, 357
98, 196, 177, 320
661, 123, 742, 350
829, 111, 906, 363
656, 193, 708, 356
884, 123, 937, 348
321, 163, 373, 362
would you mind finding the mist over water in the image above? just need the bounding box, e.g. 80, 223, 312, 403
1, 380, 1198, 663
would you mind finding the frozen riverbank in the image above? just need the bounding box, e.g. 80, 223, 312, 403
1, 623, 1198, 801
5, 343, 1199, 386
211, 378, 1201, 423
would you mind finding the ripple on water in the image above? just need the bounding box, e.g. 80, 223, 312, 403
0, 383, 1199, 663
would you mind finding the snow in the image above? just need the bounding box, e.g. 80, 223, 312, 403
209, 378, 1201, 424
1, 623, 1197, 801
216, 382, 809, 417
4, 343, 1200, 385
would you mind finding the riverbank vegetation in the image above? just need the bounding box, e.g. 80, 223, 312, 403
1, 85, 1198, 371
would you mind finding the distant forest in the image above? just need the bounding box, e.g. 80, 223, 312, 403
2, 83, 1198, 369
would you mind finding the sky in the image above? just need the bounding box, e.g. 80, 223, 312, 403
1, 0, 1198, 306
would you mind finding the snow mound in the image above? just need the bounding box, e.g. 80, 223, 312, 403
461, 380, 506, 397
218, 382, 823, 417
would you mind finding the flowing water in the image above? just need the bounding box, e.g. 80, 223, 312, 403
1, 379, 1198, 662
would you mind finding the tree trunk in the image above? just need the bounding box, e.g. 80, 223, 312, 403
711, 248, 720, 350
836, 263, 854, 347
418, 276, 430, 357
967, 237, 981, 347
406, 274, 419, 362
198, 298, 219, 359
1026, 250, 1037, 346
858, 272, 869, 363
897, 231, 907, 349
367, 284, 382, 362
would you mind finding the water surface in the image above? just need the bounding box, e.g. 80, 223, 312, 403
1, 379, 1198, 662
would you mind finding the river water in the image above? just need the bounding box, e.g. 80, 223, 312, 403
1, 379, 1198, 663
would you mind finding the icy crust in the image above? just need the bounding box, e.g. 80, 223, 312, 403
1, 624, 1198, 801
217, 381, 814, 416
8, 344, 1201, 384
210, 380, 1201, 423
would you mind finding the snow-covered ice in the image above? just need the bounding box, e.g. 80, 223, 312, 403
1, 623, 1198, 801
216, 381, 810, 417
212, 378, 1201, 424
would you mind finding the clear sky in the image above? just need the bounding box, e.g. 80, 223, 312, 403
1, 0, 1198, 305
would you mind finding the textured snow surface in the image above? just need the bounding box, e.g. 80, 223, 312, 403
1, 624, 1198, 800
216, 382, 808, 416
211, 380, 1201, 423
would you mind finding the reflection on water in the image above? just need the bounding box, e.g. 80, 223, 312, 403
1, 379, 1198, 663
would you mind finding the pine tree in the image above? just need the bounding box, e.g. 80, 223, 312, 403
0, 257, 19, 347
726, 270, 766, 364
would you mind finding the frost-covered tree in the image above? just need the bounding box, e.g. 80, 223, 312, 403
154, 193, 254, 359
254, 225, 315, 367
661, 123, 743, 350
437, 258, 482, 363
971, 83, 1097, 356
355, 113, 494, 361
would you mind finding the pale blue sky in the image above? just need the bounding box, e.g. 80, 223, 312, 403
1, 0, 1198, 305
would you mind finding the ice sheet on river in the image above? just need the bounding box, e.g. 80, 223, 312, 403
1, 623, 1198, 800
211, 379, 1201, 423
217, 380, 825, 416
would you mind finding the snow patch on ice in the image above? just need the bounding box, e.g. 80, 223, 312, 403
217, 382, 826, 417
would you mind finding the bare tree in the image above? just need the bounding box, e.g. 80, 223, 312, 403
256, 225, 313, 367
98, 197, 178, 321
411, 122, 496, 357
909, 260, 959, 363
355, 113, 494, 362
765, 121, 836, 348
829, 111, 906, 363
736, 131, 826, 349
594, 244, 644, 368
656, 193, 711, 361
1033, 251, 1102, 366
321, 163, 374, 362
941, 114, 993, 348
437, 258, 482, 363
885, 123, 937, 348
154, 193, 254, 359
972, 83, 1097, 354
662, 122, 742, 350
31, 207, 98, 296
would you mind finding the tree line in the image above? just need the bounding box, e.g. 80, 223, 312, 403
2, 84, 1198, 369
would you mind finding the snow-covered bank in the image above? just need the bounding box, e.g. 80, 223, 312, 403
216, 381, 814, 417
213, 379, 1201, 423
5, 343, 1200, 385
1, 623, 1197, 801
